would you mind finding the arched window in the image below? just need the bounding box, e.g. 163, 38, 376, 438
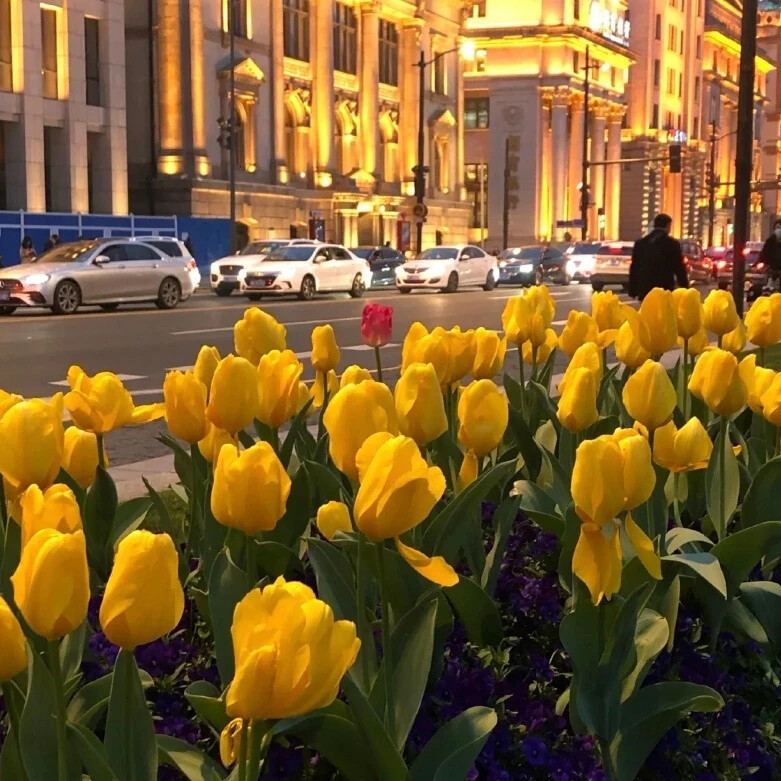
434, 137, 449, 193
222, 0, 251, 38
285, 105, 297, 176
334, 102, 357, 176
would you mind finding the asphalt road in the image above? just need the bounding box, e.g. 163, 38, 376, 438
0, 282, 641, 464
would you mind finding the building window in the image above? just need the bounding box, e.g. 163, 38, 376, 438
464, 164, 488, 230
678, 72, 683, 98
652, 103, 659, 129
41, 7, 58, 99
333, 3, 357, 74
432, 49, 446, 95
0, 0, 11, 92
283, 0, 310, 62
696, 35, 702, 59
84, 18, 100, 106
222, 0, 250, 38
694, 76, 700, 100
464, 97, 489, 129
653, 59, 660, 87
378, 20, 398, 86
655, 14, 661, 40
471, 0, 486, 17
434, 137, 449, 192
573, 0, 580, 20
693, 117, 699, 140
679, 30, 684, 54
573, 51, 579, 74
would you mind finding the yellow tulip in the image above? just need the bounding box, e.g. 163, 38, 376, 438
207, 355, 260, 434
0, 595, 27, 682
234, 307, 287, 365
457, 380, 508, 457
722, 320, 747, 355
61, 427, 104, 489
689, 348, 747, 416
193, 346, 221, 392
745, 294, 781, 348
739, 354, 777, 414
524, 285, 556, 328
522, 327, 558, 366
615, 319, 651, 369
622, 360, 677, 430
99, 530, 184, 649
411, 326, 475, 386
219, 719, 243, 768
0, 395, 64, 499
457, 451, 479, 493
682, 326, 710, 356
257, 350, 304, 428
311, 324, 341, 373
760, 373, 781, 427
197, 423, 236, 464
395, 363, 447, 445
11, 528, 89, 640
401, 322, 429, 372
19, 484, 82, 549
558, 311, 599, 357
0, 389, 22, 419
164, 371, 209, 444
671, 287, 703, 339
557, 367, 599, 433
558, 342, 602, 395
591, 290, 626, 331
472, 328, 507, 379
613, 430, 656, 511
703, 288, 740, 336
323, 381, 398, 480
501, 295, 532, 345
572, 436, 626, 527
310, 370, 339, 410
653, 418, 713, 472
637, 288, 678, 355
572, 522, 622, 605
316, 501, 353, 540
340, 365, 373, 388
226, 577, 360, 720
211, 442, 291, 535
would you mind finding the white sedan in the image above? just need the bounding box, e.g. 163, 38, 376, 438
395, 245, 498, 293
238, 244, 371, 300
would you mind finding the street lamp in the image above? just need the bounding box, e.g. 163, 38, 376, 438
217, 0, 238, 253
413, 40, 475, 255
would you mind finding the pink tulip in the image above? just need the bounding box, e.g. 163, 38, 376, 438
361, 304, 393, 348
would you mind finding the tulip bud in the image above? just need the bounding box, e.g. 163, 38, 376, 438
689, 348, 747, 416
212, 442, 291, 535
613, 430, 656, 511
164, 371, 209, 444
622, 360, 677, 430
234, 308, 287, 365
457, 451, 479, 493
557, 367, 599, 433
361, 303, 393, 348
671, 287, 704, 339
472, 328, 507, 380
722, 320, 747, 355
653, 418, 713, 472
11, 528, 89, 640
703, 288, 740, 336
310, 370, 339, 410
193, 346, 221, 392
401, 322, 429, 372
340, 365, 373, 388
682, 327, 710, 356
745, 294, 781, 348
0, 596, 27, 682
558, 311, 599, 357
591, 290, 626, 331
198, 423, 236, 464
19, 484, 82, 549
501, 296, 532, 345
311, 324, 341, 373
760, 373, 781, 427
638, 288, 678, 356
257, 350, 304, 428
457, 380, 508, 457
572, 436, 626, 526
100, 531, 184, 649
524, 285, 556, 328
522, 328, 558, 366
207, 355, 260, 434
219, 719, 244, 768
739, 354, 777, 414
316, 501, 352, 540
615, 320, 651, 369
61, 426, 104, 489
394, 362, 448, 445
558, 342, 602, 395
0, 389, 22, 419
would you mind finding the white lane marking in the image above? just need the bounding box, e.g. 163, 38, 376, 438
171, 315, 361, 336
49, 373, 146, 387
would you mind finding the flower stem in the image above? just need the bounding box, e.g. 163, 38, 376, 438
96, 433, 106, 470
719, 416, 728, 537
717, 334, 723, 349
245, 720, 271, 780
246, 533, 258, 589
374, 345, 383, 383
356, 533, 371, 691
759, 346, 766, 368
682, 340, 689, 419
531, 345, 538, 383
237, 720, 249, 781
1, 681, 23, 770
776, 426, 781, 458
672, 472, 683, 527
0, 476, 7, 531
47, 641, 69, 781
518, 353, 526, 422
375, 541, 395, 740
599, 736, 617, 780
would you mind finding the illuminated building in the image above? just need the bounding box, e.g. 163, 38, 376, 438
0, 0, 128, 213
124, 0, 470, 249
757, 2, 781, 235
461, 0, 634, 247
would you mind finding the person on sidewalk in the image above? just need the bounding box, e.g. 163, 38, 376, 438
628, 213, 688, 300
19, 236, 36, 264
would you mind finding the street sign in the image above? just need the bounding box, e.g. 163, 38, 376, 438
556, 219, 584, 228
412, 203, 428, 219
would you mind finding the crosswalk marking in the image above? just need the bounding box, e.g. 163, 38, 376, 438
49, 373, 146, 387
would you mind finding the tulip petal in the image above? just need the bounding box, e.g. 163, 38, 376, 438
131, 402, 165, 425
395, 537, 459, 587
625, 513, 662, 580
572, 523, 622, 605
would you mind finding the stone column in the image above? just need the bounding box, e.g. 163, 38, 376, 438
551, 91, 569, 237
590, 106, 607, 225
157, 0, 184, 175
455, 41, 465, 200
312, 0, 334, 183
606, 108, 623, 240
358, 0, 380, 177
271, 0, 286, 182
189, 0, 210, 177
399, 20, 422, 195
568, 93, 584, 221
540, 92, 552, 239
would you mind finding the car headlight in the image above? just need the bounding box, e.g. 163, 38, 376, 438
565, 260, 578, 275
22, 273, 50, 286
498, 260, 507, 268
518, 264, 534, 273
237, 268, 247, 281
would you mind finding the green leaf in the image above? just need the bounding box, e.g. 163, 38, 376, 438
66, 670, 153, 731
665, 527, 714, 554
143, 478, 179, 543
156, 735, 226, 780
109, 497, 152, 550
305, 460, 346, 505
0, 515, 21, 602
83, 465, 118, 580
67, 722, 119, 781
724, 597, 771, 646
280, 399, 314, 468
661, 553, 727, 598
619, 609, 669, 702
739, 581, 781, 657
104, 650, 157, 781
710, 521, 781, 598
252, 540, 303, 579
482, 496, 521, 596
557, 505, 582, 594
60, 620, 87, 682
18, 648, 60, 781
409, 707, 497, 781
263, 467, 312, 548
507, 407, 542, 481
705, 421, 740, 540
0, 716, 26, 781
307, 538, 357, 622
612, 682, 723, 781
446, 575, 503, 647
184, 681, 229, 736
514, 481, 565, 536
207, 547, 249, 686
741, 456, 781, 527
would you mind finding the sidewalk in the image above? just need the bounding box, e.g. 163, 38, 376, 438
111, 454, 178, 501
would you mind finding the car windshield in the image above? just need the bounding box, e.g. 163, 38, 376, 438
266, 247, 315, 262
418, 248, 458, 260
351, 248, 376, 259
500, 248, 542, 261
240, 241, 285, 257
33, 241, 99, 264
566, 243, 602, 255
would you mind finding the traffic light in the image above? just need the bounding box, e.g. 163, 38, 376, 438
669, 144, 682, 174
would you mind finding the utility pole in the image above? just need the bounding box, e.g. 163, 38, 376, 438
479, 161, 487, 249
502, 139, 510, 249
228, 0, 237, 253
708, 120, 717, 248
414, 49, 427, 256
732, 0, 758, 316
580, 45, 591, 241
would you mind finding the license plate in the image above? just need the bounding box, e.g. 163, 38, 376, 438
222, 275, 238, 282
406, 275, 422, 283
0, 290, 8, 302
609, 259, 621, 266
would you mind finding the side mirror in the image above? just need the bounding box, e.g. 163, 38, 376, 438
93, 255, 110, 266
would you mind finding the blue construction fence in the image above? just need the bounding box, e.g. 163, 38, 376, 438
0, 211, 231, 274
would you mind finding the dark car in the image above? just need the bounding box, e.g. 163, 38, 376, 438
497, 246, 567, 286
351, 246, 405, 287
716, 243, 767, 295
681, 239, 711, 284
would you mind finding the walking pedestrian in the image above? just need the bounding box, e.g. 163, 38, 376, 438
19, 236, 36, 264
43, 233, 60, 252
628, 214, 688, 300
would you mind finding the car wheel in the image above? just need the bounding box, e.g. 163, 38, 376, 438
349, 273, 365, 299
444, 272, 459, 294
52, 280, 82, 315
561, 273, 572, 286
99, 303, 119, 311
0, 306, 16, 316
247, 293, 263, 301
482, 271, 497, 292
298, 275, 316, 301
534, 269, 543, 286
591, 282, 604, 292
398, 287, 412, 294
214, 287, 232, 297
156, 277, 182, 309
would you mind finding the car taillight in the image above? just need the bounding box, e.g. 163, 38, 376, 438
717, 260, 727, 269
187, 259, 197, 270
743, 247, 751, 256
756, 262, 766, 270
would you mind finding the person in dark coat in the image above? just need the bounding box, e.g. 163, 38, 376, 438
758, 219, 781, 277
628, 213, 688, 300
